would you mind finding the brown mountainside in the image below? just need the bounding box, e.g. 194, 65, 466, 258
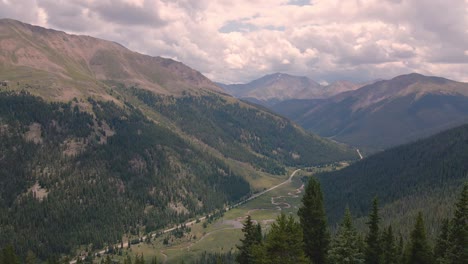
282, 73, 468, 151
0, 18, 222, 101
218, 73, 364, 106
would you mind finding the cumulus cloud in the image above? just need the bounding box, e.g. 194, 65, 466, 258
0, 0, 467, 83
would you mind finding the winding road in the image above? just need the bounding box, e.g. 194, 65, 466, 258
71, 169, 301, 263
356, 149, 363, 159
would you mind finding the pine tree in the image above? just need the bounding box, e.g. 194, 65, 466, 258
381, 226, 398, 264
105, 255, 112, 264
434, 219, 450, 264
396, 235, 404, 264
124, 255, 132, 264
298, 177, 330, 264
2, 245, 20, 264
25, 250, 37, 264
236, 215, 262, 264
365, 197, 382, 264
328, 207, 365, 264
406, 212, 433, 264
136, 253, 145, 264
446, 183, 468, 264
253, 213, 308, 264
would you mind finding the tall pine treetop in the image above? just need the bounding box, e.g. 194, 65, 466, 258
298, 177, 330, 264
365, 197, 382, 264
406, 212, 433, 264
447, 182, 468, 264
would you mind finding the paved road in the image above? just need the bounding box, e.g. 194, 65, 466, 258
356, 149, 363, 159
229, 169, 301, 208
71, 169, 301, 263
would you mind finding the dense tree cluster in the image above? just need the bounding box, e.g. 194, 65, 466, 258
0, 91, 250, 260
236, 180, 467, 264
317, 123, 468, 228
130, 87, 356, 174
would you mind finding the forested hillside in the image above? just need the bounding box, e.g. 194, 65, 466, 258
0, 87, 357, 261
0, 91, 250, 259
233, 179, 467, 264
130, 88, 355, 173
0, 19, 360, 262
317, 123, 468, 233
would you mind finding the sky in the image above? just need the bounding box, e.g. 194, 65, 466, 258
0, 0, 467, 84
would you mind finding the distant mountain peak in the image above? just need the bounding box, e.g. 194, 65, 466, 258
219, 73, 363, 104
390, 72, 451, 85
275, 73, 468, 151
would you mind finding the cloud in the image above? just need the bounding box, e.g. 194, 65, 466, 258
0, 0, 467, 83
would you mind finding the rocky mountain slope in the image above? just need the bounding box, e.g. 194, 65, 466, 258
274, 73, 468, 151
0, 18, 222, 101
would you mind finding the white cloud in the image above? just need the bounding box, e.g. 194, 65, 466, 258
0, 0, 467, 83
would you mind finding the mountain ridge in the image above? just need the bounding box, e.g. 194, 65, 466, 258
317, 122, 468, 237
217, 72, 364, 105
0, 18, 223, 101
272, 73, 468, 151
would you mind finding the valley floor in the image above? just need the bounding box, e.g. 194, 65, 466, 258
87, 169, 307, 264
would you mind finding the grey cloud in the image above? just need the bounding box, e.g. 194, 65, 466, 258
93, 1, 167, 27
219, 20, 259, 33
37, 0, 94, 32
287, 0, 311, 6
2, 0, 468, 84
0, 0, 40, 24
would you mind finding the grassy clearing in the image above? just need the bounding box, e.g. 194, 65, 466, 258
90, 168, 334, 263
136, 170, 304, 263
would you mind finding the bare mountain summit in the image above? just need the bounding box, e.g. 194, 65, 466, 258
218, 73, 363, 105
0, 18, 222, 101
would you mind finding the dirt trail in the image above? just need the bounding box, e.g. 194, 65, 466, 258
160, 250, 168, 264
270, 183, 304, 210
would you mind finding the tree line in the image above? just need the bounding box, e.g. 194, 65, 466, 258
235, 178, 467, 264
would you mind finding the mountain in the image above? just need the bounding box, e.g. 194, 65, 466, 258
0, 19, 357, 260
317, 123, 468, 237
217, 73, 362, 106
275, 73, 468, 151
0, 18, 222, 101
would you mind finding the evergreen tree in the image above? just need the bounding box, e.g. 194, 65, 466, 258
236, 215, 262, 264
124, 255, 132, 264
328, 207, 364, 264
136, 253, 145, 264
25, 250, 37, 264
381, 226, 398, 264
105, 255, 112, 264
2, 245, 20, 264
46, 256, 60, 264
446, 183, 468, 264
253, 213, 308, 264
406, 212, 433, 264
396, 235, 404, 264
365, 197, 382, 264
434, 219, 450, 264
298, 177, 330, 264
